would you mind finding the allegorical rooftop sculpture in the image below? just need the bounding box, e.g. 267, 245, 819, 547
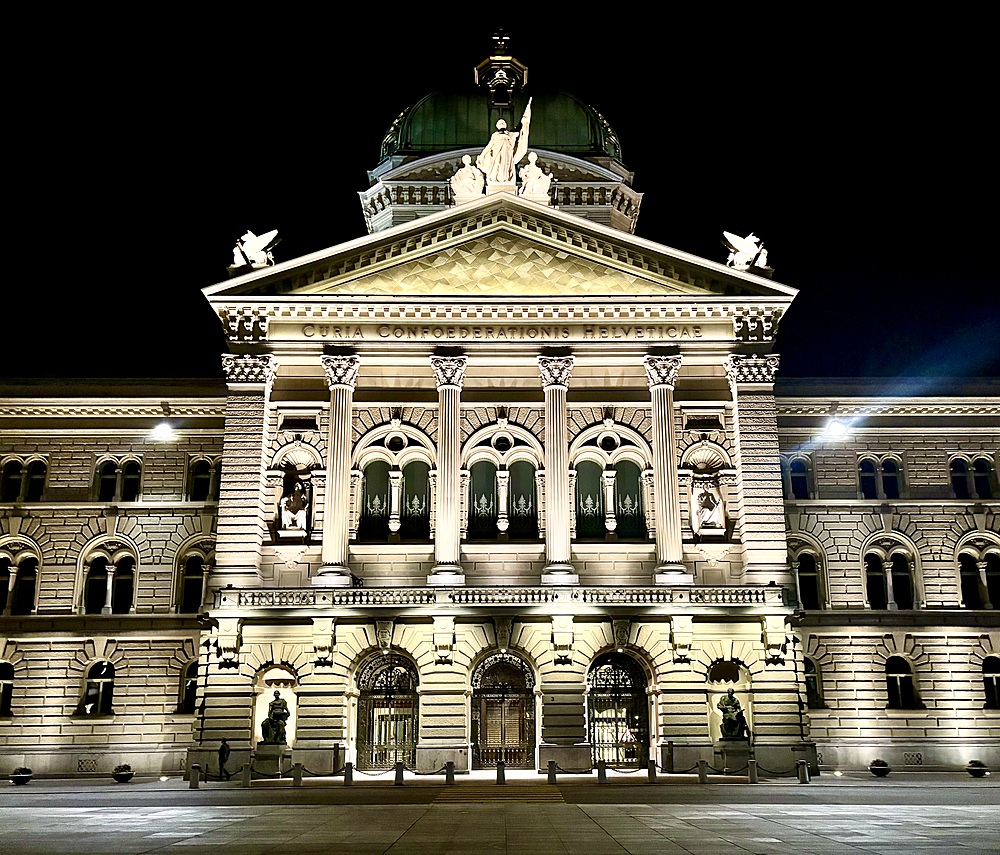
722, 231, 769, 272
229, 229, 280, 275
476, 97, 532, 191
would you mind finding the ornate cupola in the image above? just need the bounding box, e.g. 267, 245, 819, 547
360, 33, 643, 236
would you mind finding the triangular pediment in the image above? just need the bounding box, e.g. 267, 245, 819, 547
206, 194, 796, 303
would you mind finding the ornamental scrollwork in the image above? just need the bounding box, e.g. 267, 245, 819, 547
221, 354, 277, 385
430, 356, 468, 388
321, 355, 361, 390
723, 354, 780, 385
537, 356, 575, 388
643, 355, 682, 389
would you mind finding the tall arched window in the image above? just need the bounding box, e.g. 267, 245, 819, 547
10, 558, 37, 615
178, 555, 205, 614
859, 457, 904, 500
2, 460, 47, 503
804, 657, 823, 709
881, 459, 901, 499
468, 460, 498, 540
789, 457, 811, 499
795, 553, 822, 610
76, 661, 115, 716
94, 459, 142, 502
25, 461, 46, 501
357, 460, 390, 542
890, 553, 914, 610
983, 657, 1000, 709
96, 461, 118, 501
0, 461, 22, 502
84, 558, 109, 614
865, 553, 888, 609
507, 460, 538, 540
400, 460, 430, 541
0, 661, 13, 716
987, 554, 1000, 607
179, 661, 198, 714
859, 458, 879, 500
950, 458, 971, 499
575, 460, 604, 540
121, 461, 141, 502
614, 460, 646, 539
972, 457, 996, 499
111, 557, 135, 614
188, 459, 214, 502
885, 656, 920, 709
958, 554, 985, 609
84, 556, 134, 614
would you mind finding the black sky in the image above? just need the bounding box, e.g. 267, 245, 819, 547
9, 14, 997, 384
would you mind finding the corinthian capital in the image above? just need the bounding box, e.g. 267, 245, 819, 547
724, 353, 780, 384
537, 356, 575, 388
430, 356, 468, 388
221, 353, 277, 385
321, 355, 361, 390
643, 355, 682, 390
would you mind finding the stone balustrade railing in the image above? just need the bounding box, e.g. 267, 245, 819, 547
218, 584, 786, 610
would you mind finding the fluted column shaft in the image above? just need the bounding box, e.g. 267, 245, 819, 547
430, 356, 467, 582
644, 355, 685, 577
538, 356, 576, 581
317, 355, 360, 585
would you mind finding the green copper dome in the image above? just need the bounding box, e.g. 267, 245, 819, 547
379, 89, 623, 164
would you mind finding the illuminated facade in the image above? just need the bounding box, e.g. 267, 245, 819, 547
1, 44, 997, 778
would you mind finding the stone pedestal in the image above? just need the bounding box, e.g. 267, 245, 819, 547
654, 571, 694, 586
253, 743, 292, 777
537, 743, 592, 774
416, 742, 470, 773
714, 738, 751, 773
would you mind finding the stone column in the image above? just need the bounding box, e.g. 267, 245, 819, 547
723, 353, 791, 583
643, 355, 689, 584
602, 469, 617, 535
538, 356, 577, 584
102, 562, 116, 615
429, 356, 467, 585
496, 469, 510, 535
882, 557, 898, 610
3, 565, 17, 615
315, 355, 360, 587
388, 470, 403, 535
977, 560, 994, 609
212, 354, 277, 591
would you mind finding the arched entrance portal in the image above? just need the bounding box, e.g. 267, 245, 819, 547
356, 653, 418, 770
471, 652, 536, 769
588, 652, 649, 768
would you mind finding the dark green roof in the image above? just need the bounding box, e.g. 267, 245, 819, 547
379, 89, 623, 163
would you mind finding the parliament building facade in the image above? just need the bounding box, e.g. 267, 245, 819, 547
1, 44, 997, 779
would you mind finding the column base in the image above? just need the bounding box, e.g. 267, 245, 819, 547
428, 566, 465, 586
541, 564, 579, 586
311, 568, 356, 588
654, 565, 694, 586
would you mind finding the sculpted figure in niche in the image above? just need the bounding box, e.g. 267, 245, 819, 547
280, 479, 310, 530
450, 154, 485, 199
260, 690, 290, 744
717, 688, 749, 739
691, 482, 726, 534
518, 152, 552, 198
476, 98, 532, 186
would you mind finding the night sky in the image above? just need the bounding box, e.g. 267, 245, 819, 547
9, 15, 997, 385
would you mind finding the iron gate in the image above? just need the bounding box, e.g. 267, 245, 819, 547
356, 654, 418, 770
471, 652, 535, 769
588, 652, 649, 767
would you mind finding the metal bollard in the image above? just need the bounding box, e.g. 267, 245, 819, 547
189, 764, 201, 789
647, 759, 657, 783
547, 760, 557, 785
797, 759, 811, 784
697, 759, 708, 784
343, 762, 353, 786
496, 760, 506, 784
394, 761, 404, 786
748, 758, 759, 784
292, 763, 303, 787
597, 759, 607, 785
241, 763, 251, 788
445, 761, 455, 785
664, 740, 675, 773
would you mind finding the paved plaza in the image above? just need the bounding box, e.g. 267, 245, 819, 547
1, 771, 997, 854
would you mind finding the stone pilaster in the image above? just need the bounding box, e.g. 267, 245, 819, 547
538, 356, 577, 584
643, 355, 690, 584
429, 356, 467, 584
211, 353, 277, 591
315, 355, 360, 587
723, 353, 791, 582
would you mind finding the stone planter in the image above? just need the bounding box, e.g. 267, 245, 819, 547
869, 764, 890, 777
112, 772, 135, 783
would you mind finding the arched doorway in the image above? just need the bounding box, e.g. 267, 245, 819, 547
471, 652, 536, 769
588, 652, 649, 768
356, 653, 418, 770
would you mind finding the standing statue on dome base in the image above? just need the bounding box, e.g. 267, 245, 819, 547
476, 98, 532, 192
518, 152, 552, 204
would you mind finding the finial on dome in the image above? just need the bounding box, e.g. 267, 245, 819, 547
475, 32, 527, 110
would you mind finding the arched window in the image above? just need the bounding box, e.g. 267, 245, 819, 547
76, 661, 115, 716
890, 553, 914, 610
178, 555, 205, 614
94, 459, 142, 502
111, 557, 135, 614
987, 554, 1000, 608
865, 553, 888, 609
507, 460, 538, 540
2, 460, 47, 503
796, 553, 822, 610
468, 460, 498, 540
958, 554, 985, 609
881, 459, 901, 499
950, 458, 971, 499
84, 558, 109, 614
983, 656, 1000, 709
885, 656, 920, 709
84, 556, 134, 614
188, 459, 214, 502
399, 460, 430, 541
121, 461, 141, 502
575, 460, 604, 540
0, 461, 22, 502
357, 460, 390, 542
0, 661, 13, 716
25, 461, 46, 502
10, 557, 38, 615
96, 461, 118, 501
859, 458, 879, 500
804, 657, 823, 709
179, 661, 198, 715
614, 460, 646, 539
972, 457, 995, 500
789, 457, 811, 500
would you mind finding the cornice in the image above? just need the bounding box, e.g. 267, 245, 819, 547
776, 401, 1000, 417
0, 403, 225, 418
